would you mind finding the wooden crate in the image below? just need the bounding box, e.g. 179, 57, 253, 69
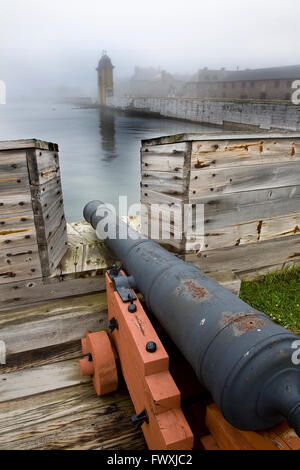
0, 139, 68, 282
140, 132, 300, 276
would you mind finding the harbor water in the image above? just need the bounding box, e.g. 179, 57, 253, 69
0, 102, 218, 221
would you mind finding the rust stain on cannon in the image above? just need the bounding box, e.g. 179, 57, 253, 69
222, 312, 265, 335
176, 280, 210, 300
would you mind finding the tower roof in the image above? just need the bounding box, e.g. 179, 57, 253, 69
97, 52, 113, 70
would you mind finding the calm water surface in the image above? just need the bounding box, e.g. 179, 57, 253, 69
0, 102, 218, 221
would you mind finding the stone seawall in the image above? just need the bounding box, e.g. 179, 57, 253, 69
107, 96, 300, 131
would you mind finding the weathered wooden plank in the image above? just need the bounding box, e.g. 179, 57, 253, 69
58, 243, 114, 275
96, 430, 147, 450
70, 221, 102, 244
191, 139, 300, 170
38, 219, 68, 276
141, 154, 185, 173
0, 243, 42, 284
190, 185, 300, 229
141, 144, 186, 171
197, 212, 300, 252
0, 383, 145, 450
0, 275, 106, 310
260, 213, 300, 241
239, 261, 300, 282
184, 234, 300, 274
0, 211, 36, 250
2, 339, 82, 374
142, 132, 300, 147
0, 139, 58, 152
30, 177, 63, 215
62, 223, 116, 274
34, 195, 65, 244
27, 149, 60, 185
0, 293, 108, 356
189, 162, 300, 197
0, 174, 29, 194
0, 150, 28, 176
0, 359, 90, 402
141, 201, 183, 229
142, 170, 185, 194
141, 188, 186, 205
0, 192, 32, 215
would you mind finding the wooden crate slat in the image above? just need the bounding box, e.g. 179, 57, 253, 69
34, 194, 65, 245
27, 149, 60, 185
0, 139, 58, 152
142, 132, 300, 146
0, 243, 42, 284
184, 234, 300, 274
189, 161, 300, 197
142, 170, 185, 194
190, 185, 300, 229
0, 151, 28, 176
0, 192, 32, 215
0, 211, 37, 250
141, 154, 185, 173
31, 177, 62, 215
187, 212, 300, 252
0, 175, 30, 194
191, 138, 300, 170
141, 188, 187, 205
38, 219, 68, 276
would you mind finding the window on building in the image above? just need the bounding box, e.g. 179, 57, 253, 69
274, 81, 280, 88
260, 92, 267, 99
232, 82, 235, 88
251, 82, 255, 88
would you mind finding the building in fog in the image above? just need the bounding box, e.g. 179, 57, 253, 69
183, 65, 300, 101
97, 55, 300, 103
97, 52, 114, 105
129, 67, 186, 97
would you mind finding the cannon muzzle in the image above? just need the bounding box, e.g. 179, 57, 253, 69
84, 200, 300, 436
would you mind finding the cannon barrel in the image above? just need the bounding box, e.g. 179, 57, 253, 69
84, 200, 300, 436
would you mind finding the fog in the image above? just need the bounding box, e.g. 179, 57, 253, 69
1, 0, 300, 100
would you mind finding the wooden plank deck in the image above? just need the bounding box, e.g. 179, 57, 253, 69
0, 328, 146, 450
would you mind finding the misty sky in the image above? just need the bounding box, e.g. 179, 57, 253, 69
1, 0, 300, 98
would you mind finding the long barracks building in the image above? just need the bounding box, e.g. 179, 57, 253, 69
183, 65, 300, 101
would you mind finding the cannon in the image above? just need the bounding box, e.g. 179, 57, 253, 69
82, 200, 300, 448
